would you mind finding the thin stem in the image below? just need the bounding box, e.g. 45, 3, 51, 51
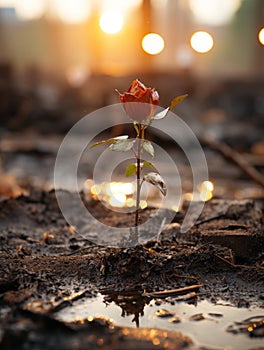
134, 124, 143, 244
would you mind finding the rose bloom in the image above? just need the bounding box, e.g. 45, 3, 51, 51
117, 79, 159, 123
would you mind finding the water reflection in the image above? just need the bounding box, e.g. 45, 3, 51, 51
102, 291, 150, 328
55, 293, 264, 350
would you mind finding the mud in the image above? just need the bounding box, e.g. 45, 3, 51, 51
0, 190, 263, 349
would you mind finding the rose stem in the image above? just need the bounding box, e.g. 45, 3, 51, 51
134, 124, 143, 244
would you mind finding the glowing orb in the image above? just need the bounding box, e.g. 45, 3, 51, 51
99, 11, 124, 34
258, 27, 264, 46
198, 180, 214, 201
142, 33, 165, 55
109, 193, 127, 207
190, 31, 214, 53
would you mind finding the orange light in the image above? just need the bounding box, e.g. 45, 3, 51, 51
190, 31, 214, 53
142, 33, 165, 55
258, 27, 264, 46
99, 10, 124, 34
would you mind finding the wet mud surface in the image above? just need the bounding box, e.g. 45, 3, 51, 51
0, 190, 263, 349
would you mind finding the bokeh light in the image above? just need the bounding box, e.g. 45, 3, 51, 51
53, 0, 91, 24
100, 0, 142, 12
109, 193, 127, 207
142, 33, 165, 55
15, 0, 46, 21
99, 10, 124, 34
189, 0, 242, 26
89, 181, 139, 209
66, 66, 89, 87
258, 27, 264, 46
190, 31, 214, 53
198, 180, 214, 201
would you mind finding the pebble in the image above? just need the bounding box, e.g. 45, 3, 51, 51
169, 317, 181, 323
155, 309, 175, 318
189, 313, 205, 321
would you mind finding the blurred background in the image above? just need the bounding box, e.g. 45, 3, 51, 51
0, 0, 263, 206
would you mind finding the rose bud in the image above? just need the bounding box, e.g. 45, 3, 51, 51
117, 79, 159, 123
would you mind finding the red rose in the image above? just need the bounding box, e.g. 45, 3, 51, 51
117, 79, 159, 123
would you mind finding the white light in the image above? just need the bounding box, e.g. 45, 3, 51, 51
121, 182, 136, 195
258, 27, 264, 46
100, 10, 124, 34
0, 0, 16, 6
15, 0, 46, 21
142, 33, 165, 55
190, 31, 214, 53
198, 180, 214, 192
54, 0, 91, 24
100, 0, 142, 12
109, 193, 127, 207
189, 0, 242, 26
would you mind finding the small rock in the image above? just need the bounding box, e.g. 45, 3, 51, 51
208, 313, 223, 318
189, 313, 205, 321
155, 309, 175, 318
169, 317, 181, 323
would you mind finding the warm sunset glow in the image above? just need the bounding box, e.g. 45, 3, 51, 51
89, 181, 139, 208
189, 0, 242, 26
53, 0, 91, 24
258, 27, 264, 46
15, 0, 46, 20
190, 31, 214, 53
142, 33, 165, 55
99, 11, 124, 34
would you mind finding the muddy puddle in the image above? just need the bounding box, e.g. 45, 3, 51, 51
54, 292, 264, 350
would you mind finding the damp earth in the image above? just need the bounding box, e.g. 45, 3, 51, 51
0, 189, 263, 350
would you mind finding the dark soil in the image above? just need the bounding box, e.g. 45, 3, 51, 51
0, 190, 263, 350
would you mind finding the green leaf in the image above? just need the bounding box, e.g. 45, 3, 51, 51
143, 141, 155, 157
109, 139, 135, 152
169, 94, 188, 110
143, 172, 167, 196
143, 161, 155, 169
152, 107, 169, 120
89, 135, 128, 149
125, 164, 137, 177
